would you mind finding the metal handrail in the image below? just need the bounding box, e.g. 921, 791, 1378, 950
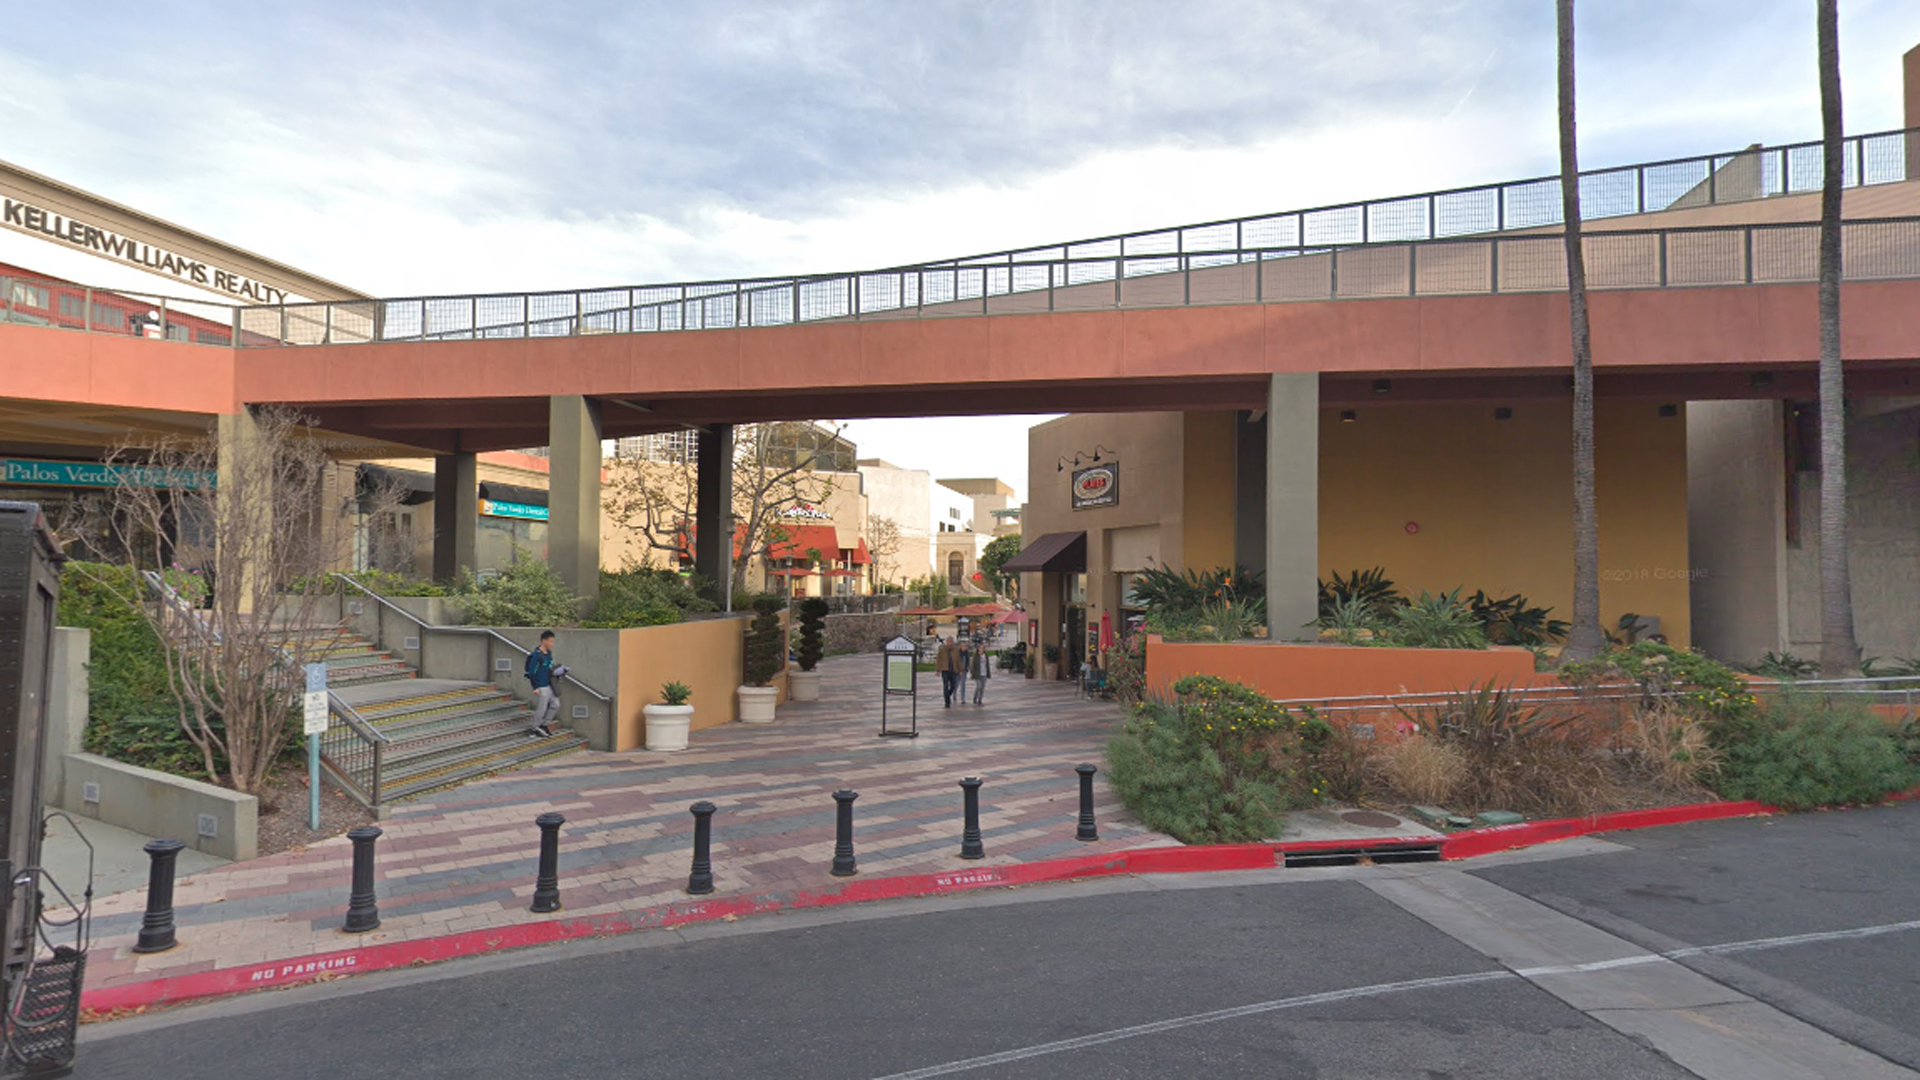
238, 126, 1918, 346
330, 573, 612, 703
1272, 673, 1920, 716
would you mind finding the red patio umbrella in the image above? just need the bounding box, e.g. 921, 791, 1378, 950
1100, 609, 1114, 650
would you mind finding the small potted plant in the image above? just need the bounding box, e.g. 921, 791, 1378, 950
738, 595, 785, 723
788, 597, 829, 702
1042, 643, 1062, 682
644, 681, 694, 752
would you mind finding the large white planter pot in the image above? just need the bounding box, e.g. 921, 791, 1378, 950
642, 704, 694, 752
738, 685, 779, 723
788, 670, 821, 702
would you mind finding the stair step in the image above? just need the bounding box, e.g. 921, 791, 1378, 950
384, 717, 535, 758
378, 704, 530, 740
376, 730, 579, 799
355, 687, 512, 722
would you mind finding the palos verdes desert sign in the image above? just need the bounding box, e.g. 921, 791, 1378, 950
2, 198, 292, 305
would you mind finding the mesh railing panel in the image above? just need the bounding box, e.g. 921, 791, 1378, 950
16, 129, 1919, 348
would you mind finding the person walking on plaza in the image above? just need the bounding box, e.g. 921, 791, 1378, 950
970, 636, 991, 705
935, 633, 962, 708
955, 637, 972, 703
525, 630, 569, 737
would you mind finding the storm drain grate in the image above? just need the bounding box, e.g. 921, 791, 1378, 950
1282, 843, 1443, 868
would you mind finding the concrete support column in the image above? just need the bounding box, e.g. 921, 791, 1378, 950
695, 424, 735, 604
431, 451, 478, 583
215, 408, 271, 614
1265, 374, 1319, 641
549, 395, 603, 605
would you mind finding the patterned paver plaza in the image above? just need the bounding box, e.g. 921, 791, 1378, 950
79, 654, 1172, 994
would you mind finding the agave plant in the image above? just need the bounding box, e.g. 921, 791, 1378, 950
1382, 589, 1488, 650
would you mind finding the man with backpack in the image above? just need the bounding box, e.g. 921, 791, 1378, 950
525, 630, 569, 737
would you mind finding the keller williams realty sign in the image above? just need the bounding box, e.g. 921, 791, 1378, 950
1, 197, 293, 305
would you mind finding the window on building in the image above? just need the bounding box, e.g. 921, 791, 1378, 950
948, 553, 964, 588
164, 323, 190, 342
9, 283, 49, 309
92, 303, 125, 328
58, 294, 86, 319
196, 329, 230, 345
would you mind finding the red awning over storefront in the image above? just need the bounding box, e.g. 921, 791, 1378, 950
767, 525, 841, 561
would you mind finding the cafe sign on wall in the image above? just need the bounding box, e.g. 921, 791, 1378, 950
1071, 462, 1118, 510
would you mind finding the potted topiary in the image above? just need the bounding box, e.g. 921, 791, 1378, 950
738, 595, 786, 723
1043, 643, 1062, 682
788, 597, 830, 702
644, 681, 694, 752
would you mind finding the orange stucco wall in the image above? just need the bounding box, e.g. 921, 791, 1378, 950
1321, 399, 1692, 647
1146, 638, 1546, 702
614, 616, 745, 751
0, 322, 236, 414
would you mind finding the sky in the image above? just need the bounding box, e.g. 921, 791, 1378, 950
5, 0, 1919, 502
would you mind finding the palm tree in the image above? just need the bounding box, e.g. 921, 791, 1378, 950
1557, 0, 1605, 661
1816, 0, 1861, 675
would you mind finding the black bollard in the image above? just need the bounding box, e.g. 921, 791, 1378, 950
687, 801, 717, 895
343, 825, 383, 933
830, 789, 859, 877
131, 838, 186, 954
958, 777, 985, 860
1075, 763, 1099, 842
531, 812, 566, 913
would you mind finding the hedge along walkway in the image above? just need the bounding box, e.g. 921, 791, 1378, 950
80, 653, 1172, 994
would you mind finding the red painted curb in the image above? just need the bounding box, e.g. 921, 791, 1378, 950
77, 794, 1831, 1017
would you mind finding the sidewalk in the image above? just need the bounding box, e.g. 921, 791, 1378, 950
80, 654, 1174, 995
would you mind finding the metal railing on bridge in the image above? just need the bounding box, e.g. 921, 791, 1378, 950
9, 129, 1915, 348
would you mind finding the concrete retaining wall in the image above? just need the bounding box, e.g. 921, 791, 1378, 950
62, 753, 258, 861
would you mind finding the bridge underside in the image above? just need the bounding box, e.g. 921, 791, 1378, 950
285, 363, 1920, 455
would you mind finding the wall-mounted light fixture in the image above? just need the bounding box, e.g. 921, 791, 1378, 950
1372, 379, 1392, 395
1059, 446, 1117, 471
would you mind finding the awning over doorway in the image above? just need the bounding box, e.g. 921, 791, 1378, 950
1000, 531, 1086, 574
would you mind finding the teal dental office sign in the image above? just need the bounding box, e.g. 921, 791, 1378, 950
481, 498, 548, 521
2, 457, 215, 490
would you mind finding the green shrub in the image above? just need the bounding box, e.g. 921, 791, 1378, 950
1749, 650, 1819, 679
795, 598, 829, 672
1560, 641, 1755, 725
1710, 693, 1920, 810
1382, 589, 1487, 650
1133, 565, 1264, 617
1400, 681, 1617, 816
1145, 597, 1265, 642
457, 554, 582, 628
742, 595, 786, 687
1465, 590, 1568, 646
58, 562, 214, 777
584, 566, 712, 628
1104, 675, 1329, 844
1318, 567, 1400, 621
1105, 628, 1149, 703
659, 681, 692, 706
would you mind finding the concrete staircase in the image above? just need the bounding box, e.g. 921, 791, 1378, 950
301, 628, 588, 804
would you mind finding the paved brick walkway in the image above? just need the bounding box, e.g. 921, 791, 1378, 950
81, 654, 1172, 992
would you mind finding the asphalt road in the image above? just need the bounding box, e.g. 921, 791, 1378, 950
1472, 802, 1920, 1071
76, 803, 1920, 1080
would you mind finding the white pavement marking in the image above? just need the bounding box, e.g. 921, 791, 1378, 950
865, 971, 1514, 1080
1367, 868, 1918, 1080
